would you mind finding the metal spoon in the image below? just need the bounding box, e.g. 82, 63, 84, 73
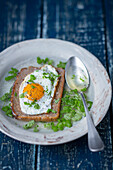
65, 56, 104, 152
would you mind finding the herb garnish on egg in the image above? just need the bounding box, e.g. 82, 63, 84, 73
42, 72, 60, 85
19, 65, 59, 115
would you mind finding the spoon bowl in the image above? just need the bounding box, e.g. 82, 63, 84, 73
65, 56, 104, 152
65, 56, 89, 91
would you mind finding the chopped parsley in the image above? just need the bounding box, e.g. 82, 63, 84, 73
84, 75, 87, 79
24, 102, 31, 106
2, 104, 13, 117
23, 120, 39, 131
19, 91, 27, 98
28, 75, 36, 84
37, 57, 43, 64
48, 91, 51, 96
37, 57, 54, 65
57, 61, 67, 69
30, 75, 36, 80
44, 86, 48, 93
14, 92, 17, 97
24, 99, 37, 107
31, 85, 35, 89
34, 104, 40, 109
80, 77, 85, 82
43, 58, 49, 64
48, 60, 53, 65
42, 72, 60, 85
0, 86, 12, 101
44, 88, 93, 132
71, 75, 75, 79
33, 125, 39, 132
5, 68, 18, 81
47, 109, 57, 113
23, 120, 35, 129
81, 87, 87, 92
0, 92, 11, 101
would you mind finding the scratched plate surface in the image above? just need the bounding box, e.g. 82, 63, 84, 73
0, 39, 111, 145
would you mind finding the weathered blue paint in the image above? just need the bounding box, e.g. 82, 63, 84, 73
0, 0, 42, 169
104, 0, 113, 146
0, 0, 112, 169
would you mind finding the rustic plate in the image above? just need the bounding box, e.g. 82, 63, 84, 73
0, 39, 112, 145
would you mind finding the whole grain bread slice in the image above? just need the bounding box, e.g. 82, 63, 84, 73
11, 66, 65, 121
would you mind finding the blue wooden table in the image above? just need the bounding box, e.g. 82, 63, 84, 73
0, 0, 113, 169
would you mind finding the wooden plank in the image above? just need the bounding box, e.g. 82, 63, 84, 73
0, 133, 36, 170
104, 0, 113, 148
37, 0, 113, 169
0, 0, 42, 169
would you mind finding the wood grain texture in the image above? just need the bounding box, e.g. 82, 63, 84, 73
0, 133, 36, 170
0, 0, 113, 169
37, 0, 113, 169
104, 0, 113, 149
0, 0, 42, 169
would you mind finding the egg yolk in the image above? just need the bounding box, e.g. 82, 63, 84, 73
23, 83, 44, 101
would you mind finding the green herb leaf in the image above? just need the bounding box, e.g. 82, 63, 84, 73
2, 105, 13, 117
0, 92, 11, 101
47, 109, 57, 113
31, 85, 35, 89
10, 86, 13, 94
57, 122, 64, 131
51, 125, 58, 132
87, 101, 93, 110
5, 68, 18, 81
42, 72, 60, 85
2, 106, 10, 112
37, 57, 43, 64
48, 60, 53, 65
6, 110, 13, 117
80, 77, 85, 82
33, 125, 39, 132
57, 61, 66, 69
19, 92, 27, 98
14, 92, 17, 97
5, 75, 16, 81
55, 98, 60, 104
34, 104, 40, 109
31, 99, 37, 105
71, 75, 75, 79
19, 93, 24, 98
30, 75, 36, 80
24, 102, 31, 106
48, 91, 51, 96
44, 123, 51, 129
28, 79, 35, 83
28, 75, 36, 84
44, 58, 49, 64
23, 120, 35, 129
81, 87, 87, 92
11, 68, 18, 73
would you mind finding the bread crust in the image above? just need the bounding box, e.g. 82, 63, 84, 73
11, 66, 65, 121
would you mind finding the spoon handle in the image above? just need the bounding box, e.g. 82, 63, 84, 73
80, 92, 104, 152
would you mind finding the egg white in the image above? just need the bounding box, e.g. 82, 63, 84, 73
19, 65, 59, 115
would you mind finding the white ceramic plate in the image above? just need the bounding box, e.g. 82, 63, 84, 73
0, 39, 112, 145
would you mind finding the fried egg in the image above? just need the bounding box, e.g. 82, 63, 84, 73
19, 65, 59, 115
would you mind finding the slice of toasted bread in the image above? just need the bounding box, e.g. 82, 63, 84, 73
11, 66, 65, 121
